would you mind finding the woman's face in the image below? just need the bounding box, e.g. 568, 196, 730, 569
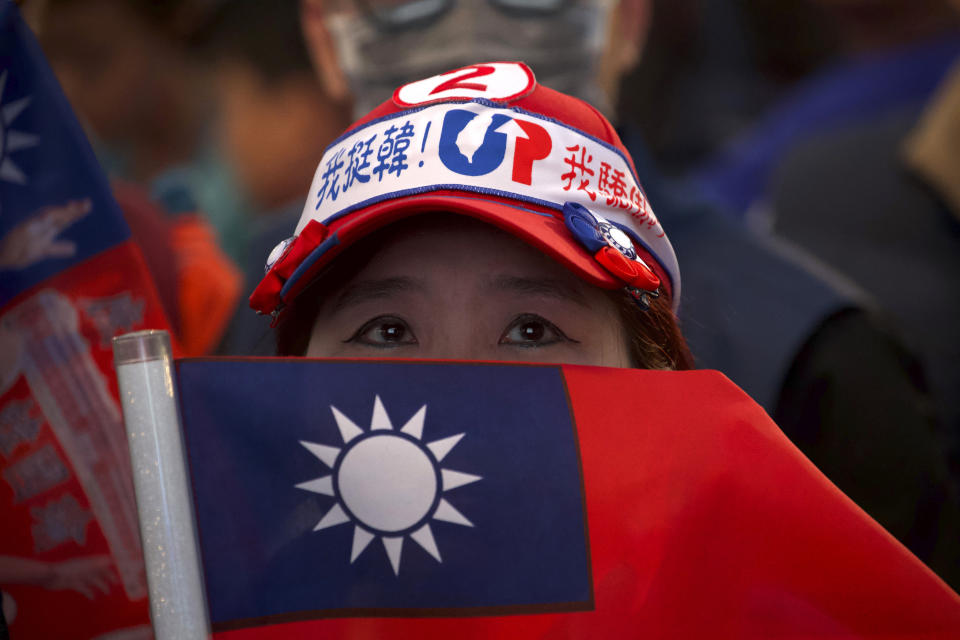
306, 218, 631, 367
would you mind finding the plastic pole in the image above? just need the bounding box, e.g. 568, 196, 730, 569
113, 330, 209, 640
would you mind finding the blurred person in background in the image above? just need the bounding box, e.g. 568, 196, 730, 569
32, 0, 244, 355
37, 0, 249, 262
628, 0, 960, 505
190, 0, 352, 354
37, 0, 204, 183
692, 0, 960, 218
621, 0, 841, 175
750, 0, 960, 485
300, 0, 960, 588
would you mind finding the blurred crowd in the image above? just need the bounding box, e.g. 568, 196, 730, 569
19, 0, 960, 588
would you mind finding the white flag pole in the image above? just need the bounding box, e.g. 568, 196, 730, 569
112, 330, 210, 640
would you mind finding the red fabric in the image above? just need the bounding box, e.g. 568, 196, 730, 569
170, 215, 243, 356
0, 242, 170, 639
112, 181, 243, 355
112, 181, 180, 334
249, 219, 329, 316
213, 367, 960, 639
595, 246, 661, 290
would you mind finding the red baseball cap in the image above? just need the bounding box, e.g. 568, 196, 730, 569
250, 62, 680, 319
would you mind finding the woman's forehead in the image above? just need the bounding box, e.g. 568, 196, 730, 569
354, 215, 584, 283
315, 214, 600, 313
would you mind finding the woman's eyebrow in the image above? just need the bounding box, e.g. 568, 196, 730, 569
485, 275, 590, 307
331, 276, 425, 311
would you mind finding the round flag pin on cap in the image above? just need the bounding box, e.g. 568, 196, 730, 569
563, 202, 661, 307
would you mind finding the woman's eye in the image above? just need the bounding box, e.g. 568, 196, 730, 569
346, 316, 417, 348
499, 314, 575, 348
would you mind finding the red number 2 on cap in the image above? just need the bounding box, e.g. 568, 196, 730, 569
393, 62, 537, 108
430, 65, 495, 95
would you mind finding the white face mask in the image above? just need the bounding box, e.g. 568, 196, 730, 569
325, 0, 615, 117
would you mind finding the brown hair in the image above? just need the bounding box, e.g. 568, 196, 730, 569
276, 216, 693, 370
615, 290, 693, 370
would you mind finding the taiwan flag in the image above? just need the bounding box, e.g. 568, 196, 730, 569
174, 358, 960, 639
0, 1, 169, 638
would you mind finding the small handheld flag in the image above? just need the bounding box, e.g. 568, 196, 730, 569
139, 354, 960, 639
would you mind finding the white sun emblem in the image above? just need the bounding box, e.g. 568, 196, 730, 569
0, 70, 38, 192
296, 396, 481, 575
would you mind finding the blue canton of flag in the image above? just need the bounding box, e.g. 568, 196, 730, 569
176, 359, 593, 630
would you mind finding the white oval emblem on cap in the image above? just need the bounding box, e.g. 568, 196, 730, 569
393, 62, 536, 108
265, 236, 295, 273
607, 227, 633, 251
598, 221, 639, 261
